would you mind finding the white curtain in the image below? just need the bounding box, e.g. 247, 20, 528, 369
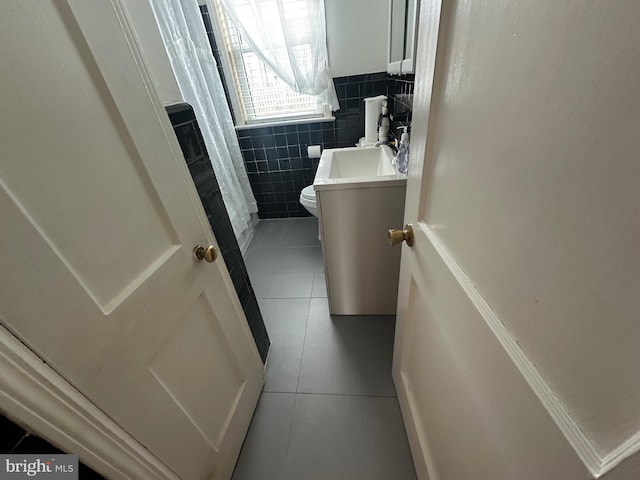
150, 0, 258, 238
219, 0, 339, 111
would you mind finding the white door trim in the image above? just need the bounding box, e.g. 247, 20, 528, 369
0, 324, 180, 480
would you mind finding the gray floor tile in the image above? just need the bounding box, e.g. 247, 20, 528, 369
360, 396, 417, 480
297, 298, 397, 396
311, 272, 327, 298
232, 393, 295, 480
285, 218, 320, 247
236, 220, 414, 478
284, 394, 416, 480
284, 394, 367, 480
249, 273, 276, 299
244, 246, 284, 276
250, 219, 288, 248
260, 299, 310, 393
278, 246, 324, 274
268, 273, 314, 299
249, 219, 265, 237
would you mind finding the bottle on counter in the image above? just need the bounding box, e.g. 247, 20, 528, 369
395, 126, 410, 175
377, 101, 391, 143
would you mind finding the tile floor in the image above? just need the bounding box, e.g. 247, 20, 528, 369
234, 218, 417, 480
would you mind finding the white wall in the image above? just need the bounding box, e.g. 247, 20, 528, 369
325, 0, 388, 77
122, 0, 182, 105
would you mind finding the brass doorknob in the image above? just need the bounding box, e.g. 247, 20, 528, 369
193, 245, 218, 263
388, 224, 414, 247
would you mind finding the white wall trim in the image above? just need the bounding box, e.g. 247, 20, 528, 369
0, 324, 180, 480
599, 430, 640, 475
421, 222, 640, 479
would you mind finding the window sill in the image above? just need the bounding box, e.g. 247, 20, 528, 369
235, 116, 335, 131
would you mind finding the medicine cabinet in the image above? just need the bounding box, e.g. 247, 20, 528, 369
387, 0, 419, 74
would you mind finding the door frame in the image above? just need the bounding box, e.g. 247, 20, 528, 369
0, 1, 256, 478
0, 324, 180, 480
392, 0, 444, 478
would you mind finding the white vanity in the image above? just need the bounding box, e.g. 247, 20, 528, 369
314, 146, 406, 315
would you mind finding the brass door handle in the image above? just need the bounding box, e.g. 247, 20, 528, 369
193, 245, 218, 263
388, 224, 414, 247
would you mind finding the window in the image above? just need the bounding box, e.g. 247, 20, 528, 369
211, 0, 329, 124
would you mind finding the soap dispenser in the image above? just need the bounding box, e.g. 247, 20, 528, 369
395, 126, 410, 174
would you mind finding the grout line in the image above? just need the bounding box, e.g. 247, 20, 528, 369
294, 296, 313, 394
282, 388, 297, 475
280, 295, 313, 475
264, 390, 398, 399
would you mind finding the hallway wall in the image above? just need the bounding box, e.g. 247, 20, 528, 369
123, 0, 182, 105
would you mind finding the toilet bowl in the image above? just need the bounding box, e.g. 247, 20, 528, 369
299, 185, 318, 217
299, 185, 321, 239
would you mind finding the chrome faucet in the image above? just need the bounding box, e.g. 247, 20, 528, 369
374, 140, 398, 155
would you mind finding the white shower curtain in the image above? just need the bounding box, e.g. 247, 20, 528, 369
218, 0, 339, 111
150, 0, 258, 239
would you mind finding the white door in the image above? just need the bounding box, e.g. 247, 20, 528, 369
0, 2, 263, 480
393, 1, 640, 479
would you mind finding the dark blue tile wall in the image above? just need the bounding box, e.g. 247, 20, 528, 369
199, 7, 414, 218
387, 73, 415, 126
0, 414, 105, 478
167, 103, 270, 363
238, 72, 414, 219
238, 121, 339, 218
332, 72, 390, 148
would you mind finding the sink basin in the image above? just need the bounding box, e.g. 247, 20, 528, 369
314, 146, 403, 191
328, 146, 395, 178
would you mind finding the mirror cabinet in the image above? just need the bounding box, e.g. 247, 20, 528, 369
387, 0, 419, 74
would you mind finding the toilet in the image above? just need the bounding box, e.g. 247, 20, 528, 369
299, 185, 318, 217
299, 96, 384, 222
299, 185, 321, 239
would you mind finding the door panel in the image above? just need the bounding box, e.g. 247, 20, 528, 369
393, 0, 640, 479
1, 165, 180, 311
402, 277, 508, 480
0, 2, 263, 479
395, 231, 586, 480
148, 292, 246, 450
